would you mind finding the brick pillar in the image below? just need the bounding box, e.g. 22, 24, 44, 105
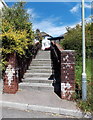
3, 53, 18, 94
61, 50, 75, 100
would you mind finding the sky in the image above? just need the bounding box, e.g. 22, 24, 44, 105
6, 2, 91, 37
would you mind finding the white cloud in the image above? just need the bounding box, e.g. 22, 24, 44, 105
70, 4, 80, 13
70, 3, 91, 14
85, 17, 91, 23
33, 16, 92, 37
27, 8, 38, 19
30, 4, 91, 37
84, 3, 91, 9
45, 25, 67, 37
26, 8, 66, 36
33, 19, 77, 37
33, 20, 65, 36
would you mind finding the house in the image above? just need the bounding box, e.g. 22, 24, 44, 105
40, 32, 52, 39
40, 32, 52, 50
0, 0, 8, 9
0, 0, 8, 15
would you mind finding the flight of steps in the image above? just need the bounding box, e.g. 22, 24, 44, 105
19, 50, 54, 91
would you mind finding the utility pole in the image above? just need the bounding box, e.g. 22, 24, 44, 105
82, 0, 87, 101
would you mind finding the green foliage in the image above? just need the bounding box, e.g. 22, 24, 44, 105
61, 23, 92, 60
75, 59, 82, 87
60, 23, 92, 112
1, 2, 35, 70
75, 58, 92, 112
2, 2, 29, 30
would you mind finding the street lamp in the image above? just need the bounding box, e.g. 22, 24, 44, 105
82, 0, 87, 101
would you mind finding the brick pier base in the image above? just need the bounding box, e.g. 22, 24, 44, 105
3, 53, 18, 94
61, 50, 75, 100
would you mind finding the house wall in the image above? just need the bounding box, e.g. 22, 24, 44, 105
0, 0, 8, 17
0, 0, 8, 10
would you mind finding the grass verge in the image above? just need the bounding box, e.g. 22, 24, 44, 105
75, 58, 93, 112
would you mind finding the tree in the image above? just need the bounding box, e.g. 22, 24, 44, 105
61, 23, 91, 60
1, 2, 35, 70
2, 2, 30, 30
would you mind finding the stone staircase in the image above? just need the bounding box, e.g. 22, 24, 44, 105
19, 50, 54, 91
2, 50, 82, 118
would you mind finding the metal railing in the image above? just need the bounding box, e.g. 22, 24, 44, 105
50, 42, 61, 97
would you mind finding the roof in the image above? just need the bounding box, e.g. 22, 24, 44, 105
40, 32, 52, 37
48, 36, 64, 40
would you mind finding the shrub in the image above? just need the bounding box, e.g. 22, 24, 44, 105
1, 2, 35, 71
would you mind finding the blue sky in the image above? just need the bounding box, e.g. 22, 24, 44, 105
6, 2, 91, 37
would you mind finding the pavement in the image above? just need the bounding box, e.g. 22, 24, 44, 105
1, 79, 92, 119
0, 84, 93, 119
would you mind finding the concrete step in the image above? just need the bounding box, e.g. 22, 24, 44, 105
22, 77, 53, 81
29, 66, 51, 69
32, 59, 51, 63
26, 69, 52, 73
22, 79, 53, 84
30, 63, 51, 66
22, 77, 53, 83
37, 50, 50, 54
19, 83, 54, 91
24, 73, 51, 78
31, 60, 51, 64
20, 83, 53, 86
35, 50, 50, 56
34, 50, 51, 61
33, 59, 51, 61
35, 52, 51, 59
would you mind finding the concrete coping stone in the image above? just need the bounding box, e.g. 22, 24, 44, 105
61, 50, 75, 52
